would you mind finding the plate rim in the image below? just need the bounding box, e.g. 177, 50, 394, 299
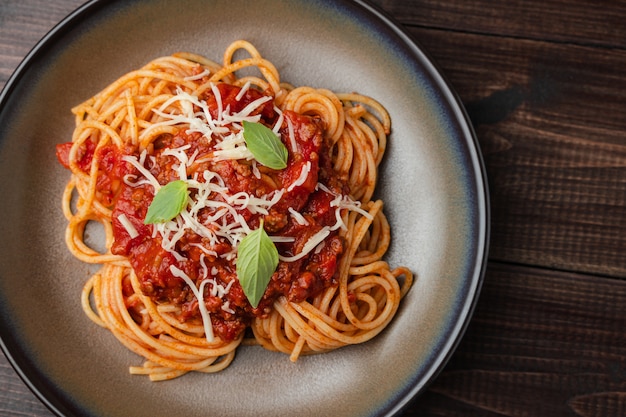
0, 0, 490, 416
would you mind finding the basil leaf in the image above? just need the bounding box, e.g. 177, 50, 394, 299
236, 221, 279, 308
144, 180, 188, 224
242, 120, 288, 170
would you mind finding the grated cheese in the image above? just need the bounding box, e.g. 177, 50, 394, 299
117, 213, 139, 239
235, 81, 251, 101
183, 69, 211, 81
287, 161, 311, 192
278, 226, 331, 262
316, 182, 373, 231
288, 207, 309, 226
169, 265, 215, 343
122, 155, 161, 192
285, 114, 298, 153
272, 107, 285, 135
223, 96, 272, 122
211, 83, 224, 122
120, 87, 376, 338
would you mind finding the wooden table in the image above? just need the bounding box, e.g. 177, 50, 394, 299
1, 1, 625, 416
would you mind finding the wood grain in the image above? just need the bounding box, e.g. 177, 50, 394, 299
0, 361, 52, 416
403, 263, 626, 417
371, 0, 626, 48
0, 0, 85, 89
407, 27, 626, 278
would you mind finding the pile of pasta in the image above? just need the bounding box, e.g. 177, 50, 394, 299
61, 40, 412, 380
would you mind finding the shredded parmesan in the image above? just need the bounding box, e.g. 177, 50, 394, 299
117, 86, 378, 341
183, 69, 211, 81
285, 114, 298, 153
117, 214, 139, 239
316, 182, 373, 231
272, 107, 285, 135
270, 236, 296, 243
163, 144, 192, 180
251, 160, 261, 179
122, 155, 161, 192
278, 227, 331, 262
235, 81, 251, 101
212, 131, 254, 161
287, 161, 311, 192
169, 265, 215, 343
211, 83, 224, 122
224, 96, 272, 122
288, 207, 309, 225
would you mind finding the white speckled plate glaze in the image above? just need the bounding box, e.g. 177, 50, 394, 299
0, 0, 489, 416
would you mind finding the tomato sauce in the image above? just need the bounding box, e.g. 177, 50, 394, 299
58, 83, 347, 342
56, 141, 132, 207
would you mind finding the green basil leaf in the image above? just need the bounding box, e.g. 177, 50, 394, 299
144, 180, 188, 224
236, 221, 279, 308
242, 120, 288, 170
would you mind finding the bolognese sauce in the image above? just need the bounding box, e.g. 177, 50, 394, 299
58, 82, 348, 342
56, 41, 412, 379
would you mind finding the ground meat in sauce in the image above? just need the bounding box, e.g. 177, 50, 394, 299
58, 82, 348, 342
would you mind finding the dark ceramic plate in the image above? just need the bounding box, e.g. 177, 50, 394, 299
0, 0, 489, 416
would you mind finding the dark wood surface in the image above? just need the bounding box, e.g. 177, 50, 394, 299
1, 0, 625, 416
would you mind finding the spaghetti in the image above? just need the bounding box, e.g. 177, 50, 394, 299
56, 40, 412, 381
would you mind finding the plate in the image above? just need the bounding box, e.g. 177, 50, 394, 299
0, 0, 489, 416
